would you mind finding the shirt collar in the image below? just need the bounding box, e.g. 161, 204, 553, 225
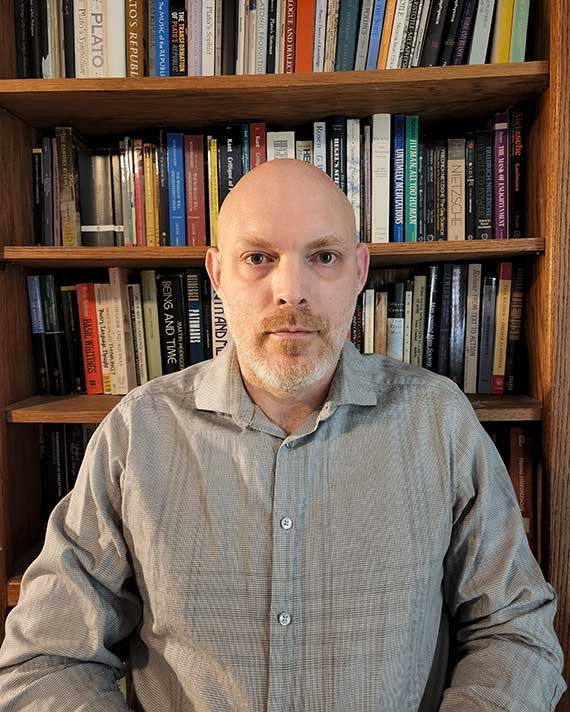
194, 337, 378, 429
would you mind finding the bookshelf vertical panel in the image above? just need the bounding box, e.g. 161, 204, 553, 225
0, 0, 16, 80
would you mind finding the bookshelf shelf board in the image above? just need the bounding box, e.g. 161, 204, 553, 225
0, 62, 548, 136
0, 238, 545, 269
5, 394, 542, 424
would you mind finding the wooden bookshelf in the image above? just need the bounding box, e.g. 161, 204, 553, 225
0, 238, 545, 268
4, 393, 543, 424
0, 0, 569, 705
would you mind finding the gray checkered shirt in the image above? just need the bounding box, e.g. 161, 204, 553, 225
0, 339, 565, 711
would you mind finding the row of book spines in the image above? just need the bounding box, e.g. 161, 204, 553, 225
14, 0, 530, 80
354, 261, 524, 394
34, 107, 525, 250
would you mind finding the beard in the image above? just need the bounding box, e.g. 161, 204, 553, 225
223, 302, 354, 394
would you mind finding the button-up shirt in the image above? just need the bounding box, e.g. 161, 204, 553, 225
0, 339, 565, 711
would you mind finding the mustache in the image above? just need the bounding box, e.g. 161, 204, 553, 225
260, 310, 327, 332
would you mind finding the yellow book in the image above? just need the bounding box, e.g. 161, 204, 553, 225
143, 144, 156, 246
152, 145, 160, 246
208, 136, 219, 247
490, 0, 515, 63
377, 0, 398, 70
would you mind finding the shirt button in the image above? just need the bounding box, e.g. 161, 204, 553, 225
278, 612, 291, 626
280, 517, 293, 530
285, 442, 292, 449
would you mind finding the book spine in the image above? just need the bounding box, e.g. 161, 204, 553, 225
76, 282, 103, 394
403, 279, 414, 362
108, 267, 138, 393
201, 0, 215, 75
55, 128, 81, 247
140, 270, 164, 379
363, 288, 376, 354
127, 283, 149, 385
509, 0, 530, 61
126, 0, 146, 76
493, 112, 509, 239
475, 130, 493, 239
15, 0, 32, 78
166, 133, 185, 245
132, 138, 146, 245
509, 108, 525, 238
401, 0, 424, 68
26, 274, 50, 394
436, 263, 453, 375
490, 0, 515, 63
505, 261, 525, 393
346, 118, 361, 242
387, 281, 406, 360
420, 0, 452, 65
451, 0, 477, 64
211, 289, 229, 356
32, 147, 43, 245
156, 271, 188, 372
222, 0, 237, 74
439, 0, 466, 65
367, 0, 388, 69
434, 139, 447, 240
386, 0, 409, 69
94, 282, 113, 394
463, 262, 482, 393
89, 0, 106, 77
509, 426, 535, 549
187, 0, 202, 74
106, 0, 126, 76
405, 115, 419, 242
354, 0, 375, 71
60, 285, 85, 393
491, 261, 513, 393
477, 274, 497, 393
284, 0, 296, 72
156, 0, 170, 76
371, 113, 391, 243
185, 269, 206, 364
410, 274, 427, 366
184, 135, 206, 245
468, 0, 496, 64
424, 264, 440, 370
425, 142, 435, 241
312, 0, 328, 71
465, 135, 476, 239
449, 263, 467, 388
392, 114, 405, 243
417, 142, 426, 242
447, 138, 465, 240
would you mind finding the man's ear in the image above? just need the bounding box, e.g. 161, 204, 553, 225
355, 242, 370, 293
205, 247, 222, 296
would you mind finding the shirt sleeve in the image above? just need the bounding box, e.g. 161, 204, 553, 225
439, 388, 567, 711
0, 402, 143, 711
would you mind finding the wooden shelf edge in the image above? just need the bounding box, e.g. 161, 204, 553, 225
6, 393, 542, 424
0, 238, 545, 268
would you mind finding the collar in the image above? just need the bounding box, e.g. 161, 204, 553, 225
194, 338, 378, 429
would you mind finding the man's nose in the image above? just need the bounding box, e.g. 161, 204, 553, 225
271, 257, 309, 307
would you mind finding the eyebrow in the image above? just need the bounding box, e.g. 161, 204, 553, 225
234, 235, 347, 250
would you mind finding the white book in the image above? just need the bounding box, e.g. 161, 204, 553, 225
188, 0, 203, 75
464, 263, 482, 393
107, 0, 126, 76
255, 0, 269, 73
387, 316, 404, 360
215, 0, 223, 75
211, 290, 229, 357
467, 0, 496, 64
89, 0, 106, 77
313, 0, 328, 71
346, 118, 361, 243
406, 0, 427, 67
354, 0, 375, 70
324, 0, 340, 72
74, 0, 90, 78
313, 121, 327, 172
411, 0, 432, 66
411, 275, 426, 367
42, 0, 55, 77
128, 283, 149, 386
447, 138, 466, 240
94, 283, 112, 394
364, 289, 375, 354
386, 0, 411, 69
202, 0, 216, 76
236, 0, 248, 74
403, 282, 413, 363
296, 140, 314, 162
140, 270, 163, 380
109, 267, 138, 393
370, 114, 391, 243
267, 131, 296, 160
276, 0, 285, 72
398, 0, 415, 67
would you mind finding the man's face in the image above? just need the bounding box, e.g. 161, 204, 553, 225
207, 162, 369, 394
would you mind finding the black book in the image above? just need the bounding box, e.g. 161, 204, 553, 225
449, 263, 467, 387
266, 0, 279, 74
418, 143, 427, 241
14, 0, 32, 78
465, 134, 476, 239
326, 116, 347, 194
32, 147, 43, 245
60, 285, 85, 393
41, 136, 53, 245
420, 0, 453, 66
436, 263, 454, 375
201, 271, 213, 360
26, 274, 50, 394
439, 0, 467, 66
77, 149, 116, 247
387, 282, 406, 360
42, 424, 68, 517
425, 142, 436, 241
29, 0, 43, 77
157, 129, 170, 246
111, 152, 124, 246
475, 130, 493, 239
351, 292, 365, 353
65, 423, 84, 491
185, 268, 206, 365
156, 270, 188, 374
169, 1, 187, 75
62, 0, 75, 77
434, 139, 447, 240
222, 0, 237, 74
37, 0, 49, 77
477, 273, 498, 393
39, 274, 68, 395
424, 265, 440, 370
509, 107, 526, 238
217, 125, 244, 207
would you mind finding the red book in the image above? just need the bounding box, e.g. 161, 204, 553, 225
133, 138, 146, 246
76, 283, 103, 394
184, 134, 207, 246
295, 0, 316, 73
250, 123, 267, 168
284, 0, 297, 73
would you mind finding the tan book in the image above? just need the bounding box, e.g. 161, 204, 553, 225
374, 290, 388, 355
126, 0, 146, 77
491, 262, 513, 394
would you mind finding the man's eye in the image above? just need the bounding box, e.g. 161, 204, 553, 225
245, 253, 269, 265
316, 252, 337, 264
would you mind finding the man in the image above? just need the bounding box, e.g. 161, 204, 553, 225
0, 158, 565, 711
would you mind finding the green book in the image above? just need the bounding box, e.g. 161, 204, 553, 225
405, 115, 419, 242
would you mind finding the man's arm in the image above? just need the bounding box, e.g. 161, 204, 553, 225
0, 403, 142, 711
440, 388, 566, 711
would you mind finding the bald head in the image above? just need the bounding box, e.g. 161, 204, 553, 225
217, 158, 356, 250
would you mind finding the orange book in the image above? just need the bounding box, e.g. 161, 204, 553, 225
76, 282, 103, 394
295, 0, 316, 72
377, 0, 397, 70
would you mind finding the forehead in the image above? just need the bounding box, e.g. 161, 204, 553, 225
231, 233, 350, 252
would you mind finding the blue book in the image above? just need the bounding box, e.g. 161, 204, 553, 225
366, 0, 388, 70
167, 132, 186, 245
156, 0, 170, 76
241, 124, 250, 173
392, 114, 405, 243
335, 0, 361, 71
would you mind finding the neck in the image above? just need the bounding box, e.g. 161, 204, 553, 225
240, 365, 337, 435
